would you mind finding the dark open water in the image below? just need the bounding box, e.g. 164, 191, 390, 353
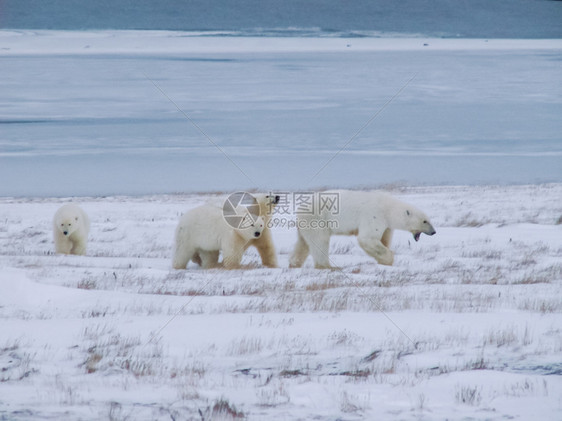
1, 0, 562, 38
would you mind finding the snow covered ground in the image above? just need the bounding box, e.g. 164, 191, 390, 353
1, 184, 561, 420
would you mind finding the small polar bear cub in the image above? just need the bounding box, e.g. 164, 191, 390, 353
289, 190, 436, 269
173, 204, 266, 270
53, 203, 90, 255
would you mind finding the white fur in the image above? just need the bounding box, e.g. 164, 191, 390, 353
53, 204, 90, 256
196, 193, 280, 268
289, 190, 436, 268
173, 204, 266, 270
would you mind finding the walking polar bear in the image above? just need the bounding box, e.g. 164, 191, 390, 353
53, 203, 90, 255
173, 193, 280, 270
289, 190, 436, 269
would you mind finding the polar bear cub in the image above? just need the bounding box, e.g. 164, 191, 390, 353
173, 204, 266, 270
53, 203, 90, 255
289, 190, 436, 268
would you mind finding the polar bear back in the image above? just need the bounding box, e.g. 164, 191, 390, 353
296, 190, 431, 236
176, 206, 227, 251
295, 190, 394, 234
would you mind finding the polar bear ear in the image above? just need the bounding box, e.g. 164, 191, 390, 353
266, 194, 280, 204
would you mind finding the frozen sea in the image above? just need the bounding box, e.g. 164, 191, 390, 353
1, 0, 562, 197
1, 32, 561, 197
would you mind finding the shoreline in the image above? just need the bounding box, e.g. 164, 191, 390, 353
1, 30, 562, 56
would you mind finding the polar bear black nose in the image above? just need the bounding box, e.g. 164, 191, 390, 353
63, 231, 68, 235
254, 232, 261, 238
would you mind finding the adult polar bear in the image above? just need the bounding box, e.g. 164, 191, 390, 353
289, 190, 436, 268
174, 193, 280, 270
53, 203, 90, 255
173, 205, 266, 270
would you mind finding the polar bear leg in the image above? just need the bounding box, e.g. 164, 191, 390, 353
253, 230, 278, 268
221, 237, 245, 270
303, 231, 332, 269
173, 240, 195, 270
358, 234, 394, 266
381, 228, 393, 248
289, 233, 310, 268
190, 251, 219, 268
54, 231, 73, 254
199, 250, 220, 269
70, 237, 87, 256
191, 252, 202, 266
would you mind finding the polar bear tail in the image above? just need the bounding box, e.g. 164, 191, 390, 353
289, 232, 309, 268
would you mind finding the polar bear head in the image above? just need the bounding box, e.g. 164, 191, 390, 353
56, 209, 81, 237
254, 193, 281, 221
237, 215, 266, 241
403, 207, 436, 242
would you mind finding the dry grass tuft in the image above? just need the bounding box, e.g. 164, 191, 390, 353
454, 212, 492, 227
210, 398, 245, 418
455, 384, 482, 406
